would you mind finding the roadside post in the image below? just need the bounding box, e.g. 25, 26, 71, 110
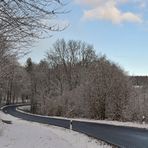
70, 120, 73, 130
142, 115, 146, 124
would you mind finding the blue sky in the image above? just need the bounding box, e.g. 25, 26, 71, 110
21, 0, 148, 76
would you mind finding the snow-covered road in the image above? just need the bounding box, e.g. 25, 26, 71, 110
0, 112, 110, 148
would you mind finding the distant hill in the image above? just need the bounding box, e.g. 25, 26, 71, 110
130, 76, 148, 86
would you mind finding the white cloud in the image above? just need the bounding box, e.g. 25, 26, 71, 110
75, 0, 142, 24
75, 0, 105, 6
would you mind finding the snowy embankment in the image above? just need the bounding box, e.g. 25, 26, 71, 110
0, 111, 110, 148
19, 105, 148, 130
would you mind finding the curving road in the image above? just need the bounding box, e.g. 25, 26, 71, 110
2, 105, 148, 148
2, 105, 70, 129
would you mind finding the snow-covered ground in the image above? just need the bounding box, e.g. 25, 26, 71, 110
18, 105, 31, 112
0, 111, 110, 148
18, 105, 148, 130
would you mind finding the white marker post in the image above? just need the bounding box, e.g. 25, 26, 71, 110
70, 120, 72, 130
142, 115, 146, 124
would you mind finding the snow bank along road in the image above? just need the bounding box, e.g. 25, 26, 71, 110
2, 105, 148, 148
0, 109, 109, 148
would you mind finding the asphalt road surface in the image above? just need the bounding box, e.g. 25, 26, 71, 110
2, 105, 148, 148
2, 105, 70, 129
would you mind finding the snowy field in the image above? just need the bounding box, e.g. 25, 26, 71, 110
0, 111, 111, 148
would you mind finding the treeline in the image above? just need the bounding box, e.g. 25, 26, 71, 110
0, 0, 65, 106
130, 76, 148, 86
1, 39, 148, 122
0, 35, 30, 105
0, 58, 30, 105
23, 39, 139, 121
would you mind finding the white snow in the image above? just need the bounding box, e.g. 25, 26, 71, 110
18, 105, 31, 112
0, 111, 110, 148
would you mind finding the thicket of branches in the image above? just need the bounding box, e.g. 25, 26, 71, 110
0, 0, 65, 106
0, 0, 65, 45
23, 39, 140, 121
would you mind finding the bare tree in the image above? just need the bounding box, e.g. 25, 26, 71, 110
0, 0, 66, 48
0, 0, 67, 107
81, 57, 132, 121
47, 39, 96, 91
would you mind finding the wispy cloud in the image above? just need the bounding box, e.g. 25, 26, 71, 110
75, 0, 143, 24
